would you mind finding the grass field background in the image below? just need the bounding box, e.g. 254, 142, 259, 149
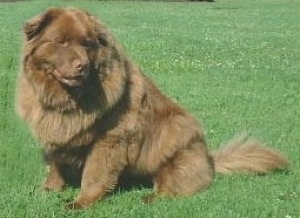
0, 0, 299, 217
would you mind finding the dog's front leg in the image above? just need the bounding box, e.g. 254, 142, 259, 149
43, 162, 66, 191
66, 138, 127, 210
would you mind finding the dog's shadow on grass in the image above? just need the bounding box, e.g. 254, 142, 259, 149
116, 173, 153, 192
62, 168, 153, 194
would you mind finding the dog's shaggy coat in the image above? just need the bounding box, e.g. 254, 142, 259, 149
16, 8, 288, 209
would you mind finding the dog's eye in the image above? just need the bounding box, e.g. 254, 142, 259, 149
57, 41, 68, 46
52, 38, 68, 47
57, 40, 65, 44
55, 36, 68, 46
82, 39, 98, 48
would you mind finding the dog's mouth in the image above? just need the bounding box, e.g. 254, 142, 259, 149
51, 69, 89, 87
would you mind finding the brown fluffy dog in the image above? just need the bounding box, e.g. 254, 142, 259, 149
16, 8, 288, 209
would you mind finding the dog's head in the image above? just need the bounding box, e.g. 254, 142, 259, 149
23, 8, 109, 87
20, 8, 128, 111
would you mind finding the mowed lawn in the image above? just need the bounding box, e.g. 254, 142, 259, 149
0, 0, 299, 217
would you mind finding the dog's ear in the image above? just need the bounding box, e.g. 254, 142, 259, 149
84, 12, 110, 47
97, 32, 109, 47
24, 8, 60, 41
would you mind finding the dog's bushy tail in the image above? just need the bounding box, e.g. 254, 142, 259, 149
211, 135, 288, 174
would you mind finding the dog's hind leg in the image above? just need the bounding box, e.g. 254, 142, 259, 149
143, 143, 215, 203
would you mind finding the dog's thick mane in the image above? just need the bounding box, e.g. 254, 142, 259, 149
16, 8, 139, 148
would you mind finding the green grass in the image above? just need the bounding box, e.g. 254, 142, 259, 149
0, 0, 299, 217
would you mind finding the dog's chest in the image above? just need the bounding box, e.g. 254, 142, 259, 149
31, 107, 98, 147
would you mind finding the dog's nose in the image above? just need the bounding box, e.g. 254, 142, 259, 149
76, 63, 82, 70
73, 59, 85, 71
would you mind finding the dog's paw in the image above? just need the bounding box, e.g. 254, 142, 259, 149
42, 178, 65, 192
65, 201, 84, 210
